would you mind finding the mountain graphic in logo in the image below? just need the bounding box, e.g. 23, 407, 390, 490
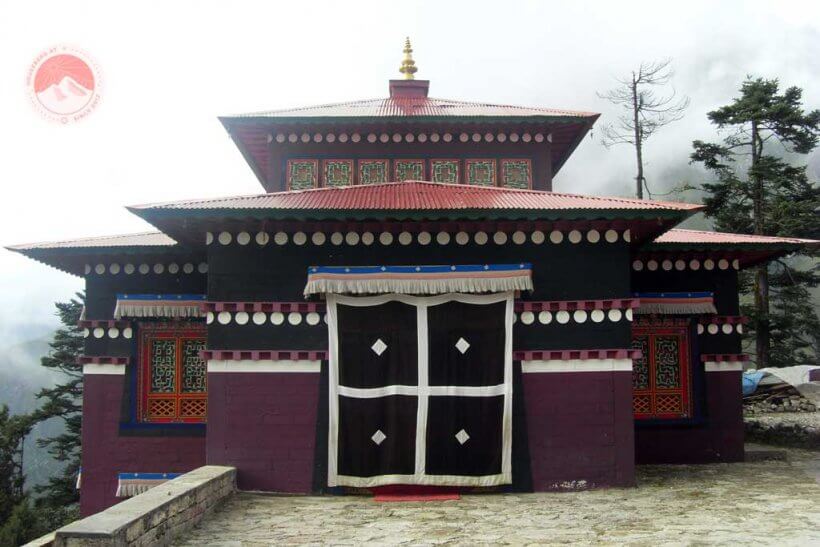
27, 48, 101, 123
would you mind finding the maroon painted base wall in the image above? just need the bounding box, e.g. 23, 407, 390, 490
81, 374, 206, 516
206, 372, 320, 492
523, 371, 635, 490
635, 370, 744, 464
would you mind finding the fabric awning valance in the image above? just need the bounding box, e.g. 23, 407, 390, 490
115, 472, 182, 497
113, 294, 205, 319
304, 264, 533, 296
634, 292, 717, 315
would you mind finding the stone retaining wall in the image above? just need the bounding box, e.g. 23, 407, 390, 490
39, 465, 235, 547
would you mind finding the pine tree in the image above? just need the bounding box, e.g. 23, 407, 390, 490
30, 295, 84, 517
691, 78, 820, 368
0, 406, 32, 526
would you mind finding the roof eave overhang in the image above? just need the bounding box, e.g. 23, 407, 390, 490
639, 242, 811, 269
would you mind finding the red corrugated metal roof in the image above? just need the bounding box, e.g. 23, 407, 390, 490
7, 231, 176, 251
654, 228, 818, 246
226, 97, 598, 120
130, 181, 703, 213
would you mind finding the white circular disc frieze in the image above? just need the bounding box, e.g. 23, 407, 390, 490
218, 232, 232, 245
556, 311, 571, 324
521, 311, 535, 325
568, 230, 582, 244
591, 309, 605, 323
306, 312, 321, 325
538, 311, 552, 324
217, 312, 231, 325
718, 259, 729, 270
531, 230, 545, 244
123, 327, 133, 339
586, 230, 600, 243
93, 327, 105, 338
361, 232, 375, 245
288, 312, 302, 325
608, 309, 623, 322
512, 231, 526, 245
311, 232, 326, 246
647, 260, 658, 271
270, 312, 285, 325
198, 263, 209, 274
722, 324, 733, 335
95, 264, 105, 275
379, 232, 394, 245
704, 259, 715, 270
108, 327, 119, 339
493, 232, 508, 245
293, 232, 307, 245
436, 232, 450, 245
707, 323, 719, 335
345, 232, 360, 246
255, 232, 270, 246
236, 232, 251, 245
330, 232, 344, 246
235, 312, 249, 325
274, 232, 288, 245
549, 230, 563, 244
633, 260, 644, 271
139, 264, 150, 274
417, 232, 431, 245
206, 312, 214, 325
252, 312, 267, 325
109, 263, 120, 275
399, 232, 413, 245
153, 263, 165, 274
662, 260, 673, 271
455, 232, 469, 245
474, 231, 488, 245
573, 310, 588, 323
605, 230, 619, 243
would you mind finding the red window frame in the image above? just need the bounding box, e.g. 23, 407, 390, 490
137, 323, 207, 424
631, 319, 692, 420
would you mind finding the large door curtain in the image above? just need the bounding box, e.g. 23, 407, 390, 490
113, 294, 205, 319
304, 264, 533, 297
634, 292, 717, 315
326, 291, 514, 488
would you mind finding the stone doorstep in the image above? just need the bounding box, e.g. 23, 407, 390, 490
744, 443, 789, 462
52, 466, 236, 546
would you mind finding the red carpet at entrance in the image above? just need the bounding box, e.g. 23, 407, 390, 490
371, 485, 461, 502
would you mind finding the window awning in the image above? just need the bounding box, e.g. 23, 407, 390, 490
113, 294, 205, 319
304, 264, 533, 296
634, 292, 717, 315
115, 472, 182, 498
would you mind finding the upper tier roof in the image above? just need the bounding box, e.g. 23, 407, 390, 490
653, 228, 819, 247
226, 97, 598, 121
129, 181, 702, 214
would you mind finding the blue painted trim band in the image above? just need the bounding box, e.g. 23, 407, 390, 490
116, 294, 206, 301
633, 291, 713, 299
308, 263, 532, 275
118, 472, 182, 480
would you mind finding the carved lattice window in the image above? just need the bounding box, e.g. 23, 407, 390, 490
631, 322, 691, 419
139, 325, 207, 423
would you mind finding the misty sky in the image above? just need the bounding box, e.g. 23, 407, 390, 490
0, 0, 818, 348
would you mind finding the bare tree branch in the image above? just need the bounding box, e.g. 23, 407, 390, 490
597, 58, 690, 198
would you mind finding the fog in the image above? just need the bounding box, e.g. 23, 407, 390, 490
0, 0, 818, 363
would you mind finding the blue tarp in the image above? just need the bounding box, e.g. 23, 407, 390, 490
742, 371, 766, 396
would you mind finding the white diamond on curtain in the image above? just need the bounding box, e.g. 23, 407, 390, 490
455, 429, 470, 445
371, 429, 387, 445
371, 338, 388, 356
455, 337, 471, 354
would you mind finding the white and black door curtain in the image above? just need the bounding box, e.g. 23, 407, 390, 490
327, 292, 513, 487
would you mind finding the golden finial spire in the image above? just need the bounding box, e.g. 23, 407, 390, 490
399, 37, 418, 80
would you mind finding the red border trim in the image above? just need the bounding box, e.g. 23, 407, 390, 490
201, 350, 328, 361
78, 319, 132, 329
78, 355, 130, 365
203, 302, 325, 313
513, 348, 641, 361
700, 353, 751, 363
698, 316, 748, 325
515, 299, 639, 312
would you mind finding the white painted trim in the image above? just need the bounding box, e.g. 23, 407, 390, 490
83, 364, 126, 375
206, 360, 320, 373
521, 358, 633, 373
704, 361, 743, 372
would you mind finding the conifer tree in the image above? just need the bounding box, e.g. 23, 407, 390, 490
691, 78, 820, 368
30, 295, 84, 517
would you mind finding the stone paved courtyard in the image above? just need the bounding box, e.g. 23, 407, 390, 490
178, 449, 820, 546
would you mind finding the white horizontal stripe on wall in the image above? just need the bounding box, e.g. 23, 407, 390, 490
704, 361, 743, 372
336, 384, 507, 399
83, 364, 126, 375
207, 359, 320, 373
521, 358, 633, 373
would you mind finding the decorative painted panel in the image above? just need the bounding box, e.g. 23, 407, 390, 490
394, 159, 425, 182
181, 339, 207, 393
149, 339, 176, 393
500, 159, 532, 189
631, 323, 691, 420
430, 159, 460, 183
359, 160, 389, 184
323, 159, 354, 187
465, 159, 497, 186
286, 159, 319, 190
